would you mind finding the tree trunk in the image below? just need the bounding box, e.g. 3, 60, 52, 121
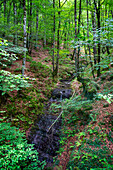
92, 6, 97, 66
27, 0, 30, 50
77, 0, 82, 79
22, 0, 27, 77
36, 9, 39, 48
55, 0, 60, 76
52, 0, 55, 77
3, 0, 6, 37
87, 0, 95, 78
94, 0, 101, 77
112, 10, 113, 18
13, 2, 17, 45
29, 0, 32, 54
74, 0, 78, 76
63, 22, 67, 49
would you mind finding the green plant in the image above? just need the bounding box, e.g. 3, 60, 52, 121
0, 122, 46, 169
67, 141, 113, 169
0, 70, 31, 95
0, 41, 27, 55
96, 93, 113, 104
0, 39, 18, 67
0, 39, 32, 96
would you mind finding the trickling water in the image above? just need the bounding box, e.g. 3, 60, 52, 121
28, 79, 73, 165
28, 114, 62, 163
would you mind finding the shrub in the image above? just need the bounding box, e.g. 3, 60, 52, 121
0, 121, 46, 170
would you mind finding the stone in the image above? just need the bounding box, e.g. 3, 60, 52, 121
28, 114, 62, 163
51, 88, 72, 99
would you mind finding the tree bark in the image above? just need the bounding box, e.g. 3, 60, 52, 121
3, 0, 6, 37
22, 0, 27, 77
29, 0, 32, 54
87, 0, 95, 78
94, 0, 101, 77
74, 0, 78, 76
36, 9, 39, 47
77, 0, 82, 79
13, 2, 17, 45
55, 0, 60, 76
52, 0, 55, 76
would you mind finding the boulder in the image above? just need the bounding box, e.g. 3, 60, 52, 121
51, 88, 72, 99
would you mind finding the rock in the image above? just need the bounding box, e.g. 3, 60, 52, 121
51, 88, 72, 99
28, 114, 62, 163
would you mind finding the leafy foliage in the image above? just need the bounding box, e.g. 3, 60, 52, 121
0, 39, 18, 67
0, 70, 31, 95
0, 39, 31, 96
67, 130, 113, 170
0, 122, 46, 170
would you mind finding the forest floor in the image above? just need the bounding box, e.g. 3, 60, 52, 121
1, 42, 113, 169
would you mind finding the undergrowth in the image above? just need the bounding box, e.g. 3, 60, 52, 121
0, 121, 46, 170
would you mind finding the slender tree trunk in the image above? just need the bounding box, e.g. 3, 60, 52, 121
29, 0, 32, 54
63, 22, 67, 49
94, 0, 101, 77
74, 0, 78, 76
92, 5, 97, 66
112, 10, 113, 18
55, 0, 60, 76
36, 9, 39, 47
27, 0, 30, 49
13, 2, 17, 45
67, 18, 70, 48
97, 1, 101, 77
52, 0, 55, 76
3, 0, 6, 37
87, 0, 95, 78
22, 0, 27, 77
77, 0, 82, 79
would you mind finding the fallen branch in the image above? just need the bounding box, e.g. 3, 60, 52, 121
47, 110, 63, 133
47, 90, 76, 133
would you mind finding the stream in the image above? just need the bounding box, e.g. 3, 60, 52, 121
28, 79, 73, 166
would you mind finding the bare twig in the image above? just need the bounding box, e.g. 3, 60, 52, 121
47, 90, 75, 133
47, 110, 63, 133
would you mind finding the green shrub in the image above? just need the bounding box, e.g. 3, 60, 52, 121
0, 70, 31, 95
67, 141, 113, 170
0, 122, 46, 170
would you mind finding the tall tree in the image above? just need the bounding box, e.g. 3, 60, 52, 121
55, 0, 61, 76
36, 8, 39, 48
77, 0, 82, 79
74, 0, 78, 77
52, 0, 55, 77
13, 1, 17, 45
92, 3, 97, 66
87, 0, 95, 78
22, 0, 27, 77
94, 0, 101, 77
29, 0, 32, 54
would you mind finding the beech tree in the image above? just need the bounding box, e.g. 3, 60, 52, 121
22, 0, 27, 77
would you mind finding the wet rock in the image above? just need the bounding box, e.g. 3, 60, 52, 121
28, 114, 62, 163
51, 88, 72, 99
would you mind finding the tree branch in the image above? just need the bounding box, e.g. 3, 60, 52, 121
61, 0, 68, 8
